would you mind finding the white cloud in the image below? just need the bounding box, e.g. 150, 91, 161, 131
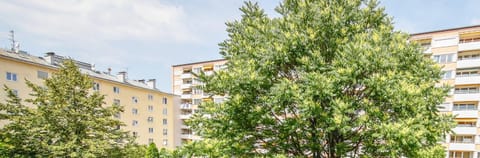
0, 0, 195, 42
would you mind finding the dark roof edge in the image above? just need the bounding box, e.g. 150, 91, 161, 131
172, 58, 227, 67
410, 25, 480, 36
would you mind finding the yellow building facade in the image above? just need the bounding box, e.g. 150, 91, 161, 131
171, 59, 227, 145
0, 50, 181, 149
411, 25, 480, 158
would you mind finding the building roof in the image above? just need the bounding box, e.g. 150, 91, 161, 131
410, 25, 480, 36
0, 49, 175, 96
172, 59, 227, 67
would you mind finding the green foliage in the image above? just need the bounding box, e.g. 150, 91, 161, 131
146, 143, 160, 158
190, 0, 454, 157
0, 60, 134, 157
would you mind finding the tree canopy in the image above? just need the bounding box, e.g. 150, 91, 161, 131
0, 60, 133, 157
190, 0, 454, 157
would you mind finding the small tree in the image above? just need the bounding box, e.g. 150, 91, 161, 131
191, 0, 454, 157
0, 60, 132, 157
146, 143, 160, 158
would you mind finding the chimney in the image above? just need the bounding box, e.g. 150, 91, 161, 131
117, 71, 127, 82
107, 68, 112, 75
146, 79, 156, 89
44, 52, 55, 64
138, 79, 145, 83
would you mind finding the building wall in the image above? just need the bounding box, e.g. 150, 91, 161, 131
0, 51, 180, 149
172, 59, 227, 144
411, 25, 480, 158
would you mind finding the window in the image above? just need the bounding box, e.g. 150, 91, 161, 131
442, 70, 453, 79
457, 121, 476, 127
113, 99, 120, 106
193, 99, 202, 105
193, 88, 203, 95
458, 52, 480, 60
192, 67, 202, 73
163, 119, 167, 125
132, 120, 138, 126
433, 54, 455, 64
114, 113, 121, 119
163, 108, 168, 115
132, 131, 138, 137
132, 96, 138, 104
37, 71, 48, 79
148, 117, 154, 123
163, 129, 168, 135
132, 108, 138, 115
455, 87, 479, 94
148, 94, 154, 101
93, 82, 100, 91
11, 89, 18, 96
449, 151, 472, 158
453, 104, 477, 111
148, 105, 153, 112
148, 138, 154, 144
149, 128, 154, 133
6, 72, 17, 81
162, 97, 168, 105
113, 86, 120, 94
456, 70, 479, 77
450, 135, 474, 143
163, 139, 168, 146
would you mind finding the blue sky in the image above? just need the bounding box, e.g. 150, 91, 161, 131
0, 0, 479, 92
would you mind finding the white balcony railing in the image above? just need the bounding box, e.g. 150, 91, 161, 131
179, 114, 192, 119
181, 73, 192, 79
456, 75, 480, 85
459, 41, 480, 51
457, 58, 480, 69
181, 94, 192, 99
453, 110, 479, 118
452, 127, 477, 135
449, 143, 476, 151
181, 84, 192, 89
454, 93, 480, 102
181, 134, 193, 139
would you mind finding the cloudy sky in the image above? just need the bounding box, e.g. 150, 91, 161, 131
0, 0, 479, 92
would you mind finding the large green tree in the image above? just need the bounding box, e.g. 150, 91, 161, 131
191, 0, 454, 157
0, 60, 132, 157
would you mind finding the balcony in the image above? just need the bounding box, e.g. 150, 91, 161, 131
452, 127, 477, 135
205, 71, 213, 76
181, 84, 192, 89
454, 93, 480, 102
457, 58, 480, 69
181, 73, 192, 79
456, 75, 480, 85
179, 114, 192, 119
181, 134, 193, 139
449, 143, 476, 151
181, 125, 190, 129
181, 94, 192, 99
452, 110, 478, 118
423, 46, 432, 54
459, 41, 480, 51
180, 103, 192, 109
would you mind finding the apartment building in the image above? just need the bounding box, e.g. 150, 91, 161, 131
410, 25, 480, 158
0, 50, 181, 148
172, 59, 227, 144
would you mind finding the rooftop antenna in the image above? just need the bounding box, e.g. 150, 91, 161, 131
9, 30, 18, 53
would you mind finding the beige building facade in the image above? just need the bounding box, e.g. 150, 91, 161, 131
0, 50, 181, 149
172, 59, 227, 145
411, 25, 480, 158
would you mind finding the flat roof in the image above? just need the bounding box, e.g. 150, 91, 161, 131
172, 58, 227, 67
410, 25, 480, 36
